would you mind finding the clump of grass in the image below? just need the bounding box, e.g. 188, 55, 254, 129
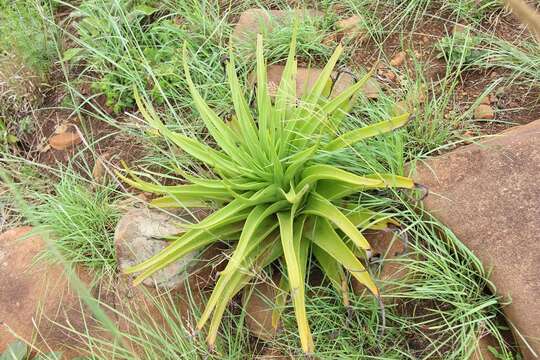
68, 0, 233, 114
235, 12, 337, 65
0, 0, 57, 75
473, 34, 540, 86
33, 172, 120, 274
436, 30, 485, 68
444, 0, 501, 22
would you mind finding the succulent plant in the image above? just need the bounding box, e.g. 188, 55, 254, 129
120, 32, 418, 353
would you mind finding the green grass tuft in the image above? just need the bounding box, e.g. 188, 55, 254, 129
33, 172, 120, 274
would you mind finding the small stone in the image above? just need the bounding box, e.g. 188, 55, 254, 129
453, 23, 468, 34
336, 15, 364, 39
392, 100, 410, 116
390, 51, 406, 67
479, 95, 491, 105
331, 71, 355, 97
245, 280, 279, 340
49, 131, 82, 150
474, 104, 495, 119
384, 70, 397, 81
53, 123, 69, 134
92, 156, 107, 183
362, 78, 382, 99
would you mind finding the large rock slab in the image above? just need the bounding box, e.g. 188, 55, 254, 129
0, 227, 95, 357
411, 120, 540, 358
1, 216, 212, 356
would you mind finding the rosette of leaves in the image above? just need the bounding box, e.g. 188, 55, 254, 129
119, 33, 418, 353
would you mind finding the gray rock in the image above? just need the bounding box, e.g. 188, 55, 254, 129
114, 208, 200, 289
411, 119, 540, 359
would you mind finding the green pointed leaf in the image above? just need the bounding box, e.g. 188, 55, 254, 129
256, 34, 273, 152
326, 113, 410, 151
197, 215, 281, 329
116, 169, 233, 201
313, 244, 349, 305
205, 235, 281, 347
0, 341, 27, 360
133, 88, 238, 174
345, 207, 400, 230
303, 192, 372, 253
226, 52, 267, 164
277, 211, 314, 353
316, 173, 415, 200
308, 218, 379, 296
183, 44, 254, 168
297, 164, 383, 191
282, 143, 318, 184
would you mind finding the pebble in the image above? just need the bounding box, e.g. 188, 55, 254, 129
480, 95, 491, 105
384, 70, 397, 81
474, 104, 495, 119
49, 132, 82, 150
390, 51, 406, 67
362, 78, 381, 99
336, 15, 364, 39
92, 156, 107, 183
392, 100, 410, 115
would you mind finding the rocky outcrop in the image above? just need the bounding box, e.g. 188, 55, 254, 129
0, 227, 95, 358
411, 119, 540, 359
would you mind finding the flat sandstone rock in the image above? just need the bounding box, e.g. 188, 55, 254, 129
411, 120, 540, 359
0, 227, 95, 357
